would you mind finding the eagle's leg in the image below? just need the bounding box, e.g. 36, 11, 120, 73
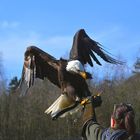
58, 69, 67, 94
65, 84, 80, 102
57, 60, 68, 94
60, 81, 67, 94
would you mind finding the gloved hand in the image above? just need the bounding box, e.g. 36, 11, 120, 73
92, 95, 102, 108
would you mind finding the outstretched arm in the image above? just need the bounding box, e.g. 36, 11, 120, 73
81, 95, 103, 140
82, 95, 102, 122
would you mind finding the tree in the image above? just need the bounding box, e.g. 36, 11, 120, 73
8, 76, 19, 92
133, 57, 140, 73
0, 52, 6, 95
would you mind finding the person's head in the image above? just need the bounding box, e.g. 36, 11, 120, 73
111, 103, 136, 136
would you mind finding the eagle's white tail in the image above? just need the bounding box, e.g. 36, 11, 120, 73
45, 94, 77, 118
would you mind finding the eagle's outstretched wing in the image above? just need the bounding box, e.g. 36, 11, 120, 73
19, 46, 60, 94
19, 46, 90, 119
70, 29, 123, 66
19, 29, 124, 119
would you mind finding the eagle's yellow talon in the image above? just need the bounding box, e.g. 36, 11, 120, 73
80, 98, 89, 105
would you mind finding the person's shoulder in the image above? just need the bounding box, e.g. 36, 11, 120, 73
133, 132, 140, 139
128, 133, 140, 140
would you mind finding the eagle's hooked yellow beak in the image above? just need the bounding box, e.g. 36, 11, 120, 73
80, 72, 87, 79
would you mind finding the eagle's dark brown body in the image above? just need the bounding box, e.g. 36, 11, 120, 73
24, 46, 91, 100
58, 58, 91, 100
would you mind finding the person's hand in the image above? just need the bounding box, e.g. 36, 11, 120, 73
92, 95, 102, 108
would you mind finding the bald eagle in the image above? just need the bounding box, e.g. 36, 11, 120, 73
19, 29, 123, 119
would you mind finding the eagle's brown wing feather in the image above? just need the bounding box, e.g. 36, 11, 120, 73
19, 46, 61, 94
70, 29, 123, 66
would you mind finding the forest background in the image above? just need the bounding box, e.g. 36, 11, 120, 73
0, 54, 140, 140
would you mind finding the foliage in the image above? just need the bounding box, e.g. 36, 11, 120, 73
133, 57, 140, 73
8, 76, 19, 92
0, 53, 6, 95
